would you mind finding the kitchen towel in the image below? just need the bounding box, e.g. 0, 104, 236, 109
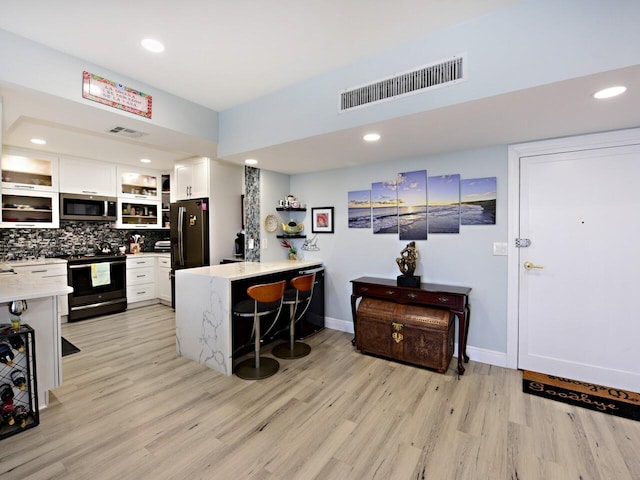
91, 263, 111, 287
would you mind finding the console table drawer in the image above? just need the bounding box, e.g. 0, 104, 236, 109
354, 284, 400, 299
401, 290, 464, 309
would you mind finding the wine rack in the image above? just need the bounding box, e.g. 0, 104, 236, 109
0, 324, 39, 440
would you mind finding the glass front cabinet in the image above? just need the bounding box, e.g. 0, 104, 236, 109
117, 166, 160, 201
1, 189, 59, 228
116, 199, 161, 229
1, 148, 58, 192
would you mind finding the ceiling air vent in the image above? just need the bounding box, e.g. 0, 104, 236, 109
107, 126, 149, 139
339, 53, 467, 112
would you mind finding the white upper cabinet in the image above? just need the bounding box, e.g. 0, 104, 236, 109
117, 166, 161, 201
174, 157, 209, 200
1, 147, 58, 192
59, 156, 117, 196
1, 188, 59, 228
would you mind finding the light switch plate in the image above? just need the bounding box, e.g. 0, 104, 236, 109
261, 238, 267, 249
248, 238, 255, 250
493, 242, 508, 256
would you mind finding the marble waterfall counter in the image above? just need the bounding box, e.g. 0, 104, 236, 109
175, 260, 322, 376
0, 274, 73, 408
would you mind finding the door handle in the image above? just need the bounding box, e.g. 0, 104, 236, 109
524, 261, 544, 270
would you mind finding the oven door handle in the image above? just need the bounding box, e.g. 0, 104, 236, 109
69, 259, 126, 269
177, 206, 186, 267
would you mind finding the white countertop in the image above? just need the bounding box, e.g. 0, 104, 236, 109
0, 275, 73, 302
2, 258, 67, 268
176, 259, 323, 281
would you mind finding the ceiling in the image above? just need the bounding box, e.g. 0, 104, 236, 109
1, 1, 639, 174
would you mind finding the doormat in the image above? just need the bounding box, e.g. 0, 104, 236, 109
61, 337, 80, 357
522, 370, 639, 422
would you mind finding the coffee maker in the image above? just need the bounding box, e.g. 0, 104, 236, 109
234, 232, 245, 258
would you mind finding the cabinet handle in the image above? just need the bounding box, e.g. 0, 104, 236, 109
407, 293, 418, 299
360, 287, 368, 292
438, 296, 450, 303
137, 291, 147, 295
385, 290, 395, 295
31, 269, 48, 273
136, 274, 146, 278
82, 190, 98, 194
14, 185, 35, 190
134, 195, 146, 199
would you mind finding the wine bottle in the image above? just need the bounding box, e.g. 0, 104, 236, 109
14, 404, 29, 428
9, 335, 25, 353
11, 370, 27, 391
0, 400, 15, 426
0, 342, 14, 366
0, 383, 14, 402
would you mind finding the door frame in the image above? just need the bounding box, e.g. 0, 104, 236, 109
506, 127, 640, 369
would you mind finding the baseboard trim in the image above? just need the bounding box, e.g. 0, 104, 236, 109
326, 316, 507, 368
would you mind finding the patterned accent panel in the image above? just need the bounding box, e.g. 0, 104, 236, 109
244, 166, 260, 263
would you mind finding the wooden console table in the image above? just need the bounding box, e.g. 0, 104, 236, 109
350, 277, 471, 375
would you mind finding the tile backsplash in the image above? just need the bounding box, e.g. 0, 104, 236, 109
1, 223, 169, 261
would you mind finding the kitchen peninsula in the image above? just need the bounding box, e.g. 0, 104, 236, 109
175, 259, 322, 376
0, 272, 73, 408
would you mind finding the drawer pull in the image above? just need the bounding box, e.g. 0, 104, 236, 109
385, 290, 395, 295
438, 296, 450, 303
360, 287, 369, 292
136, 274, 146, 278
407, 292, 418, 299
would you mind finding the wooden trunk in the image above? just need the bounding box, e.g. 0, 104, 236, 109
356, 297, 454, 373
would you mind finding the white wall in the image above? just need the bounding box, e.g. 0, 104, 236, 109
219, 0, 640, 157
0, 28, 218, 143
209, 159, 244, 263
259, 169, 291, 262
290, 145, 508, 355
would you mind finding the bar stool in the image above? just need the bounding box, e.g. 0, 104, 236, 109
272, 273, 315, 359
232, 280, 286, 380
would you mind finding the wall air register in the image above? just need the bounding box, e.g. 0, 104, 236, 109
339, 53, 466, 112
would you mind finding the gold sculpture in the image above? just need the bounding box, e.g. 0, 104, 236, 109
396, 241, 418, 276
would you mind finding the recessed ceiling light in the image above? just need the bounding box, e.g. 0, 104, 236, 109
140, 158, 152, 163
593, 86, 626, 99
245, 158, 258, 165
141, 38, 165, 53
30, 138, 47, 145
363, 133, 381, 142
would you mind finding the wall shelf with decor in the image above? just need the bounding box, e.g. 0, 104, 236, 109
276, 207, 306, 212
276, 234, 306, 239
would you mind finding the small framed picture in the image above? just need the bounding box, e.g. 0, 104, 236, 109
311, 207, 334, 233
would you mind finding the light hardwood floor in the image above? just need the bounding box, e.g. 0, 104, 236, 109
1, 304, 638, 479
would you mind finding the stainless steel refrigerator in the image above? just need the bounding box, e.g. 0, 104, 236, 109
170, 198, 210, 307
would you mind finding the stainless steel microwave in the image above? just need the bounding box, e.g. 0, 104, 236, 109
60, 193, 117, 221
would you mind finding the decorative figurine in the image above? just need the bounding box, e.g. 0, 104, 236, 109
396, 241, 420, 287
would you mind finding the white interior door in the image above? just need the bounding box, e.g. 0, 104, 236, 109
518, 144, 640, 392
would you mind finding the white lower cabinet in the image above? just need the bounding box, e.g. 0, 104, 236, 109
126, 256, 156, 306
10, 261, 69, 317
157, 256, 171, 304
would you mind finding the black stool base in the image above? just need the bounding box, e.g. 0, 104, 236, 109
272, 341, 311, 359
235, 357, 280, 380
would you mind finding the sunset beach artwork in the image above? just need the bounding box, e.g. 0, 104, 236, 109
372, 180, 398, 234
427, 174, 460, 234
348, 190, 372, 228
460, 177, 497, 225
397, 170, 428, 240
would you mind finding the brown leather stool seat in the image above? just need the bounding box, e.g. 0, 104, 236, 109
232, 280, 286, 380
272, 273, 315, 359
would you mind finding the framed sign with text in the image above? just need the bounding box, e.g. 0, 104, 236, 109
82, 71, 152, 118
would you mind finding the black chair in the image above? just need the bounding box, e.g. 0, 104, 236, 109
272, 273, 315, 359
232, 280, 286, 380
